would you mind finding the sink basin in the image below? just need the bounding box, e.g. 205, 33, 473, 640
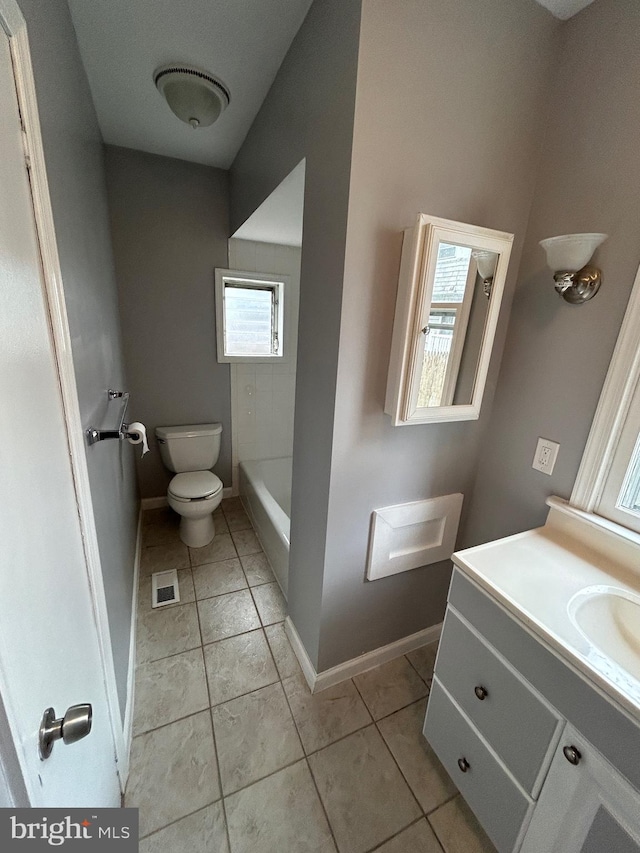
569, 586, 640, 683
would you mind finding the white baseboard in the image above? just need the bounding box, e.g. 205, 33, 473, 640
141, 487, 233, 512
284, 616, 442, 693
140, 496, 167, 510
120, 504, 142, 787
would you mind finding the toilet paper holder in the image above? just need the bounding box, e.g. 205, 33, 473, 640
86, 389, 136, 445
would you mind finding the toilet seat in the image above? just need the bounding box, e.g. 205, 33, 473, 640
168, 471, 222, 502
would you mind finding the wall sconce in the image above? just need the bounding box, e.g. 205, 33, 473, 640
154, 65, 230, 129
539, 233, 608, 304
472, 250, 499, 299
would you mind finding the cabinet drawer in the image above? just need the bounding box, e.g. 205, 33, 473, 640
425, 678, 533, 853
436, 608, 561, 795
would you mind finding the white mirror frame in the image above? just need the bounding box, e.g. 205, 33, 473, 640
571, 262, 640, 513
385, 214, 514, 425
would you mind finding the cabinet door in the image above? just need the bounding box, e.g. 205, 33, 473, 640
521, 725, 640, 853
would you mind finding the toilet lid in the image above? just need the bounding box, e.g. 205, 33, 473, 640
169, 471, 222, 500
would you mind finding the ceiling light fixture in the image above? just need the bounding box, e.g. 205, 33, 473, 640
539, 233, 608, 304
154, 65, 230, 130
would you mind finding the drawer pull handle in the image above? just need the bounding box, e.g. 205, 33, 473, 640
457, 757, 470, 773
474, 685, 488, 701
563, 745, 581, 766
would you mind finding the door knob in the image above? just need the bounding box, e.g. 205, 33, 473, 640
39, 704, 92, 760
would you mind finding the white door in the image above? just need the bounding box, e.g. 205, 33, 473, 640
0, 21, 120, 806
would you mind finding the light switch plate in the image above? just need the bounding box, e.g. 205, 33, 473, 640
532, 437, 560, 476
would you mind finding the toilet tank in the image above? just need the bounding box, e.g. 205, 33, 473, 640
155, 423, 222, 473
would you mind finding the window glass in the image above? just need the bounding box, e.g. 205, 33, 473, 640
432, 244, 473, 303
224, 285, 274, 356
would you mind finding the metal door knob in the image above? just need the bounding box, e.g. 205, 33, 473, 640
458, 757, 470, 773
563, 745, 581, 766
474, 685, 488, 701
39, 704, 92, 760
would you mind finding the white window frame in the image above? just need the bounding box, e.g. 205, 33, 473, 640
571, 262, 640, 536
214, 268, 289, 364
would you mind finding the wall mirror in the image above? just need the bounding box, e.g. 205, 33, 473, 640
385, 214, 514, 425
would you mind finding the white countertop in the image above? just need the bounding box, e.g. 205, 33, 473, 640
452, 498, 640, 723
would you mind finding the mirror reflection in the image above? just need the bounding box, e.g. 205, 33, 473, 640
418, 243, 497, 408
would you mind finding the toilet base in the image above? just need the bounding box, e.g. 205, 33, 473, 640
178, 513, 216, 548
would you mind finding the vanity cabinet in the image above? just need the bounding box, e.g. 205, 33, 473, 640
521, 726, 640, 853
424, 570, 640, 853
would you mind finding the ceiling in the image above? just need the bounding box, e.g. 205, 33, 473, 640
232, 160, 306, 247
68, 0, 596, 171
67, 0, 314, 169
533, 0, 595, 19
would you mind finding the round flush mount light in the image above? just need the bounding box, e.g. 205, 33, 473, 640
154, 65, 230, 129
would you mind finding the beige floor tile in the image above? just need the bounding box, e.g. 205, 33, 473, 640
264, 622, 300, 679
224, 508, 252, 531
142, 507, 174, 528
197, 589, 261, 644
192, 558, 247, 599
283, 673, 371, 753
354, 657, 428, 720
142, 515, 180, 547
373, 819, 442, 853
136, 603, 201, 664
141, 541, 190, 576
139, 803, 229, 853
252, 582, 286, 625
377, 699, 457, 812
222, 496, 243, 513
137, 568, 194, 613
189, 533, 237, 567
225, 760, 336, 853
213, 512, 230, 535
406, 643, 439, 684
212, 682, 303, 794
428, 796, 497, 853
133, 648, 209, 736
231, 528, 262, 556
126, 712, 220, 837
204, 629, 278, 705
308, 725, 421, 853
240, 552, 275, 586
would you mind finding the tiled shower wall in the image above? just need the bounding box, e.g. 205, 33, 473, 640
228, 239, 301, 492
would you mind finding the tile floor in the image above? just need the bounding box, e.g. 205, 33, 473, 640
126, 499, 497, 853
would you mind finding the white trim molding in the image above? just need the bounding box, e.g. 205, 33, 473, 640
3, 1, 126, 786
571, 262, 640, 511
284, 617, 442, 693
120, 505, 143, 785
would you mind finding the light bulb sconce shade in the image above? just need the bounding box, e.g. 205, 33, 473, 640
539, 233, 608, 304
472, 250, 499, 299
154, 65, 230, 129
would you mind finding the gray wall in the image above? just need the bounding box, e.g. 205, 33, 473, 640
230, 0, 362, 666
104, 146, 231, 498
18, 0, 138, 717
462, 0, 640, 548
319, 0, 559, 670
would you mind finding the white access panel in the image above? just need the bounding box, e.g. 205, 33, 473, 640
366, 493, 463, 581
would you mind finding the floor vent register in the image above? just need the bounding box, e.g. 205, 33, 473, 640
151, 569, 181, 608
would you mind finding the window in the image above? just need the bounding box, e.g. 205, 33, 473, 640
593, 367, 640, 534
572, 263, 640, 536
215, 269, 287, 363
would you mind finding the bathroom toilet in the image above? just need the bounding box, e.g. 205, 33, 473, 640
156, 423, 223, 548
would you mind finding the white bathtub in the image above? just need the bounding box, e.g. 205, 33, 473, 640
239, 457, 291, 597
